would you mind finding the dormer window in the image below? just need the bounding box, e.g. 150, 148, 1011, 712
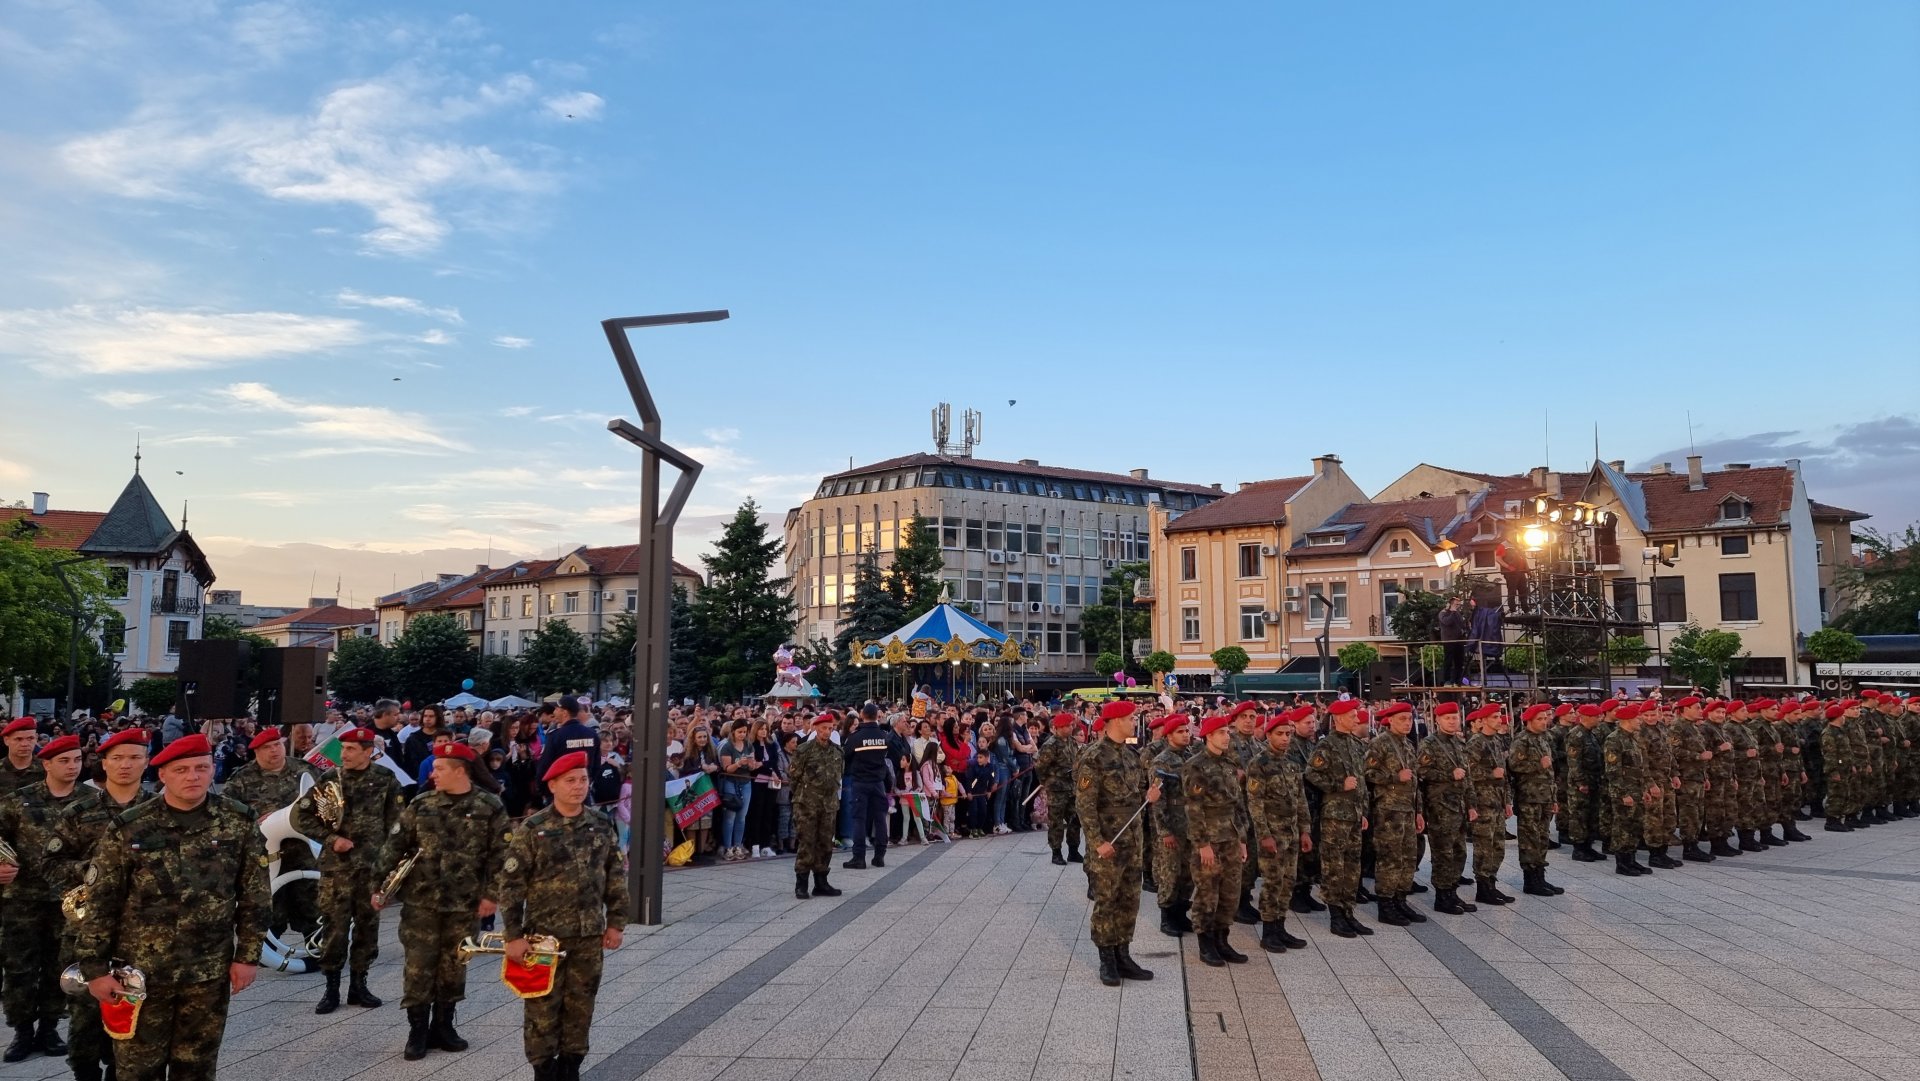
1386, 537, 1412, 556
1474, 516, 1498, 540
1307, 532, 1344, 547
1718, 497, 1753, 523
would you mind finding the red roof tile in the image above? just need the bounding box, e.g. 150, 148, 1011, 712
0, 507, 107, 549
1810, 500, 1870, 522
253, 604, 376, 630
1162, 477, 1312, 534
1637, 466, 1796, 533
1288, 495, 1472, 558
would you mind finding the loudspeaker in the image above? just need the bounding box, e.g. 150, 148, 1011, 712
259, 647, 327, 726
176, 639, 250, 719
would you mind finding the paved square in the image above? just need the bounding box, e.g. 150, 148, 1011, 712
5, 823, 1917, 1081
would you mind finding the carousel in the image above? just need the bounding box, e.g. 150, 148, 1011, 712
847, 592, 1038, 704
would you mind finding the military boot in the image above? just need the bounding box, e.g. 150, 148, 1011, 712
2, 1024, 32, 1063
1649, 847, 1682, 869
1408, 880, 1428, 893
558, 1054, 586, 1081
1377, 897, 1410, 926
1682, 841, 1716, 861
1159, 905, 1187, 937
1234, 891, 1261, 925
1783, 822, 1812, 842
811, 871, 843, 897
1066, 840, 1084, 862
1396, 894, 1428, 922
1215, 930, 1249, 963
33, 1018, 63, 1056
1142, 872, 1157, 894
403, 1006, 430, 1061
1353, 883, 1375, 904
1473, 878, 1508, 905
314, 971, 341, 1015
1710, 835, 1741, 857
1824, 816, 1853, 832
1613, 852, 1640, 876
1097, 946, 1122, 986
1327, 907, 1357, 939
1289, 883, 1324, 913
1762, 826, 1788, 847
1349, 908, 1375, 935
347, 971, 382, 1008
842, 855, 867, 870
429, 1002, 468, 1052
1197, 930, 1225, 966
533, 1058, 559, 1081
1570, 841, 1602, 862
1051, 846, 1067, 866
1115, 946, 1154, 980
795, 871, 811, 899
1737, 830, 1764, 853
1522, 868, 1554, 896
1260, 920, 1291, 953
1433, 888, 1467, 915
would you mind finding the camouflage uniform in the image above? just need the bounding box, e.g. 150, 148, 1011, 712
1415, 729, 1473, 903
383, 788, 510, 1008
1303, 731, 1368, 913
1848, 720, 1874, 819
1639, 720, 1675, 847
1247, 746, 1305, 922
1136, 734, 1166, 889
1181, 747, 1246, 935
1900, 708, 1920, 807
1549, 722, 1572, 841
1668, 719, 1710, 848
1285, 733, 1322, 899
1508, 729, 1556, 873
1363, 730, 1419, 896
1465, 732, 1508, 883
0, 760, 44, 798
1076, 736, 1147, 949
1748, 715, 1781, 838
1727, 716, 1763, 842
221, 757, 322, 937
497, 805, 628, 1068
1565, 724, 1605, 846
71, 795, 269, 1081
1035, 734, 1081, 856
1701, 719, 1737, 843
1866, 712, 1892, 812
1603, 727, 1649, 856
1776, 715, 1807, 823
788, 736, 844, 876
290, 766, 405, 976
1823, 719, 1855, 821
0, 781, 85, 1030
1150, 744, 1193, 916
48, 788, 144, 1080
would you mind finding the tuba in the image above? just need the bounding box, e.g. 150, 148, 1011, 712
257, 773, 325, 973
456, 931, 567, 999
60, 961, 146, 1040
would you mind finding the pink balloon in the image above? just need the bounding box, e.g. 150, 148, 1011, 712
1113, 672, 1125, 683
1125, 677, 1138, 687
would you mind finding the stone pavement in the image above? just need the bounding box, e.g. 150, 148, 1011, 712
0, 821, 1915, 1081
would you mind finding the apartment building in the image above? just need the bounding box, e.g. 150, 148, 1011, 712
251, 603, 377, 652
479, 549, 704, 658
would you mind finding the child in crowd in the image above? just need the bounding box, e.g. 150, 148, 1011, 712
962, 749, 997, 836
916, 744, 950, 843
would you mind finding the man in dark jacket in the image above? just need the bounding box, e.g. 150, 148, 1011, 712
841, 703, 894, 870
537, 698, 600, 786
1436, 597, 1468, 685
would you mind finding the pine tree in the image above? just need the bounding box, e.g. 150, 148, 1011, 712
833, 544, 904, 701
520, 619, 592, 696
890, 513, 945, 619
668, 584, 705, 703
692, 500, 796, 701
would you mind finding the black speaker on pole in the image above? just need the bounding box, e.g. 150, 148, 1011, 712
258, 647, 327, 727
175, 639, 250, 719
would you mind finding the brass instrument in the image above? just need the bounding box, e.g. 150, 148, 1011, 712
0, 838, 17, 866
456, 931, 566, 964
374, 848, 421, 905
59, 961, 147, 1040
61, 883, 88, 923
311, 774, 347, 830
456, 932, 567, 999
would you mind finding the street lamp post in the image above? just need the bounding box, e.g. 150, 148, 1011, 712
604, 309, 729, 926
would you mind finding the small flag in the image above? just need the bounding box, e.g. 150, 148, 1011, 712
665, 773, 720, 830
305, 732, 415, 786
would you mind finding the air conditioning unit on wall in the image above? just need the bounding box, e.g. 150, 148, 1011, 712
1283, 600, 1302, 613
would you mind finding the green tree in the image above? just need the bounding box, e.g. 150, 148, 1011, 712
472, 654, 524, 700
1211, 646, 1251, 676
1388, 584, 1473, 643
791, 637, 836, 694
833, 545, 906, 702
1143, 650, 1176, 690
520, 619, 592, 696
0, 532, 115, 698
388, 613, 477, 705
128, 676, 178, 716
327, 634, 392, 705
1600, 634, 1652, 669
1081, 561, 1151, 661
692, 500, 797, 701
889, 514, 944, 619
202, 614, 273, 652
1666, 624, 1747, 693
1834, 524, 1920, 634
590, 612, 636, 695
1337, 642, 1381, 696
668, 584, 706, 704
1418, 644, 1446, 677
1806, 627, 1866, 686
1094, 651, 1124, 680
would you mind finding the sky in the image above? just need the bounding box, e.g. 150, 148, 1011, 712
2, 2, 1915, 606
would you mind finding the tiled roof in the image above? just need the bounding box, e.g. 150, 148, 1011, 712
0, 507, 107, 549
1810, 500, 1870, 522
1288, 495, 1476, 557
1162, 476, 1313, 535
1637, 466, 1797, 533
825, 452, 1220, 497
79, 474, 179, 554
253, 604, 376, 630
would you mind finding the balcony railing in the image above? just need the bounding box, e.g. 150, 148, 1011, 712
1132, 579, 1153, 600
152, 595, 201, 615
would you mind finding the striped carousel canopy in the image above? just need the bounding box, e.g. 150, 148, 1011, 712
884, 602, 1007, 646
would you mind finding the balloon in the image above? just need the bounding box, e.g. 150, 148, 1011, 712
1125, 677, 1138, 687
403, 700, 412, 710
462, 678, 475, 691
1114, 671, 1126, 683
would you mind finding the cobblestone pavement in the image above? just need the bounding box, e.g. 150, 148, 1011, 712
1, 821, 1914, 1081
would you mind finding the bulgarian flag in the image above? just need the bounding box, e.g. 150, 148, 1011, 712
665, 773, 721, 830
305, 733, 416, 786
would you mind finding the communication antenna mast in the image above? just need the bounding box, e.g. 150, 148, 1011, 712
932, 402, 982, 458
932, 403, 953, 456
960, 408, 982, 458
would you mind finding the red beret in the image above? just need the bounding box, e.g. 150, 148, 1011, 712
1284, 706, 1312, 724
1262, 712, 1292, 734
98, 729, 148, 755
1051, 713, 1076, 730
435, 742, 478, 763
249, 726, 284, 751
1616, 704, 1642, 721
1329, 699, 1360, 716
1354, 709, 1372, 726
1577, 704, 1602, 718
2, 718, 35, 738
1550, 703, 1572, 717
152, 734, 212, 767
1706, 700, 1728, 713
1861, 689, 1882, 699
1379, 702, 1412, 719
1227, 701, 1258, 719
338, 727, 377, 745
1675, 696, 1702, 709
1099, 701, 1137, 723
810, 712, 837, 728
1751, 698, 1777, 711
1825, 705, 1846, 720
1432, 702, 1460, 718
1198, 714, 1232, 738
1521, 704, 1551, 722
542, 750, 587, 783
37, 735, 81, 760
1465, 706, 1491, 722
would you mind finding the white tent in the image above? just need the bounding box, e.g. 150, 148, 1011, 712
488, 694, 538, 709
442, 692, 489, 709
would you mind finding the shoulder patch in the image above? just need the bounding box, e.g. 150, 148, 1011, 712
503, 856, 519, 873
1078, 776, 1092, 789
1247, 779, 1260, 793
46, 837, 61, 853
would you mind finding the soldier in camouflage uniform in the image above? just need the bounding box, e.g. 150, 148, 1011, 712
1865, 697, 1894, 822
1135, 712, 1169, 895
1364, 703, 1425, 926
1304, 700, 1372, 937
71, 733, 269, 1081
1700, 701, 1741, 857
1150, 716, 1195, 937
220, 726, 321, 941
290, 726, 405, 1014
1604, 706, 1654, 875
1416, 703, 1477, 915
0, 735, 86, 1061
0, 719, 45, 797
1847, 701, 1877, 828
1565, 705, 1606, 862
1668, 699, 1716, 862
1871, 693, 1905, 820
1779, 700, 1814, 826
1077, 701, 1161, 987
1037, 713, 1083, 865
1248, 712, 1311, 950
790, 712, 845, 898
1900, 697, 1920, 816
1465, 707, 1514, 906
1637, 705, 1683, 869
377, 742, 510, 1060
1184, 713, 1250, 966
1284, 708, 1325, 915
1226, 703, 1264, 924
1725, 702, 1766, 852
49, 729, 148, 1081
1550, 707, 1573, 845
1509, 706, 1563, 897
1820, 703, 1855, 831
497, 752, 628, 1081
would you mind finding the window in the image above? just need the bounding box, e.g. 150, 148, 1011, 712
1005, 524, 1023, 554
1182, 607, 1201, 642
965, 519, 983, 550
519, 630, 534, 653
1652, 576, 1687, 623
986, 575, 1004, 604
563, 592, 580, 614
1475, 518, 1498, 539
1380, 578, 1403, 615
1819, 587, 1829, 623
487, 597, 498, 619
1064, 578, 1081, 606
1472, 549, 1495, 569
166, 619, 188, 655
1239, 605, 1266, 641
1046, 623, 1063, 654
1719, 498, 1753, 522
1816, 540, 1826, 565
1102, 529, 1117, 559
1611, 578, 1639, 622
1308, 582, 1349, 621
1719, 573, 1758, 621
162, 569, 179, 604
1307, 533, 1343, 547
1045, 525, 1061, 554
521, 595, 534, 618
1027, 524, 1042, 553
1007, 573, 1023, 603
1066, 625, 1082, 654
106, 567, 129, 598
485, 630, 496, 654
102, 615, 126, 654
1062, 528, 1080, 558
986, 521, 1003, 551
385, 620, 399, 639
1026, 575, 1045, 603
941, 517, 960, 548
1180, 547, 1198, 581
1238, 544, 1263, 578
1387, 537, 1412, 556
964, 569, 984, 602
626, 589, 638, 612
1083, 575, 1102, 603
1721, 534, 1749, 556
1742, 657, 1787, 682
1046, 574, 1062, 605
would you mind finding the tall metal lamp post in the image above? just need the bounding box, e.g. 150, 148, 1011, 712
604, 309, 729, 926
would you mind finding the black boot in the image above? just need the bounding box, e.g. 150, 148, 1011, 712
1349, 907, 1375, 935
1474, 878, 1509, 905
1683, 842, 1716, 862
1160, 905, 1187, 937
1408, 880, 1429, 894
1649, 847, 1682, 869
1115, 945, 1154, 980
1, 1025, 30, 1064
1142, 874, 1157, 894
1621, 851, 1650, 876
1328, 907, 1357, 938
1710, 836, 1741, 857
1852, 812, 1871, 828
1197, 929, 1226, 965
1354, 883, 1375, 904
1377, 896, 1410, 926
1433, 888, 1465, 915
1739, 830, 1765, 853
795, 871, 811, 899
1216, 930, 1249, 963
315, 971, 341, 1015
1522, 868, 1554, 897
1570, 841, 1601, 862
1824, 816, 1854, 832
533, 1058, 559, 1081
1547, 836, 1562, 850
33, 1018, 63, 1056
1260, 920, 1291, 953
1097, 946, 1122, 986
1290, 882, 1324, 913
1066, 841, 1083, 862
1491, 876, 1515, 903
1762, 827, 1788, 847
842, 855, 867, 870
1234, 892, 1261, 925
403, 1006, 430, 1060
559, 1054, 586, 1081
1051, 847, 1067, 866
1275, 917, 1308, 947
1783, 822, 1812, 842
347, 971, 382, 1008
429, 1002, 468, 1052
812, 871, 843, 897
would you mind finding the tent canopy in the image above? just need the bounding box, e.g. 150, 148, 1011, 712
442, 692, 489, 709
488, 694, 537, 709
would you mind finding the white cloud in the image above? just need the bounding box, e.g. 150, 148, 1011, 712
60, 69, 556, 256
499, 405, 536, 416
336, 289, 461, 323
0, 457, 27, 484
231, 1, 325, 63
491, 335, 533, 349
219, 381, 470, 455
95, 390, 159, 408
0, 305, 366, 375
414, 328, 455, 345
155, 433, 244, 447
543, 91, 604, 120
702, 427, 741, 443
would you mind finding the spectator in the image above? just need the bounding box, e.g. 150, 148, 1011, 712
537, 697, 600, 786
715, 720, 759, 861
774, 732, 800, 854
1008, 714, 1038, 832
679, 725, 721, 864
744, 718, 784, 858
1437, 596, 1468, 685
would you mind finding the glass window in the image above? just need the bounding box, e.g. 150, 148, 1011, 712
519, 630, 533, 653
1381, 578, 1403, 615
1046, 623, 1063, 654
1719, 573, 1758, 621
1307, 582, 1348, 621
564, 592, 580, 614
961, 474, 977, 490
106, 567, 129, 598
1085, 575, 1103, 602
1182, 606, 1201, 642
1102, 530, 1117, 559
986, 575, 1004, 604
1063, 528, 1080, 558
1238, 544, 1263, 578
1027, 576, 1045, 603
1180, 547, 1198, 581
521, 595, 534, 618
986, 521, 1004, 551
1027, 524, 1042, 553
1331, 581, 1348, 619
1653, 576, 1687, 623
1046, 575, 1063, 605
1721, 534, 1749, 556
965, 569, 984, 602
1064, 578, 1081, 606
102, 614, 127, 654
166, 619, 189, 655
1073, 485, 1088, 500
1017, 480, 1033, 496
1066, 626, 1082, 654
1611, 578, 1638, 622
941, 517, 960, 548
1240, 605, 1266, 641
1046, 525, 1062, 554
965, 519, 983, 550
1007, 573, 1023, 602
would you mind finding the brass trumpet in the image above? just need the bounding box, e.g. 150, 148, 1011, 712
0, 838, 18, 866
374, 848, 421, 906
60, 961, 147, 1004
456, 931, 565, 965
311, 778, 346, 829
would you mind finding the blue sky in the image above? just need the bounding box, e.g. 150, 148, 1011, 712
2, 2, 1915, 604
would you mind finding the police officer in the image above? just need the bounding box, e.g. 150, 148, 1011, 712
536, 697, 601, 791
841, 704, 894, 870
292, 726, 405, 1014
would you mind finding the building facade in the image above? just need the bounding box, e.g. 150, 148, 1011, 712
251, 603, 377, 652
